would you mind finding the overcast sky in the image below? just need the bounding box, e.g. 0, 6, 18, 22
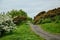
0, 0, 60, 18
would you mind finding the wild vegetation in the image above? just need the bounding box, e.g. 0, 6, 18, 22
41, 22, 60, 34
6, 9, 28, 25
0, 13, 16, 37
0, 24, 45, 40
0, 7, 60, 40
0, 9, 28, 37
0, 9, 44, 40
34, 7, 60, 24
34, 7, 60, 34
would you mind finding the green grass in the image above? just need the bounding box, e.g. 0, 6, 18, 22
40, 22, 60, 34
0, 24, 44, 40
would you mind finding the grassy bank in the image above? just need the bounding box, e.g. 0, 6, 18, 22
0, 24, 44, 40
40, 22, 60, 34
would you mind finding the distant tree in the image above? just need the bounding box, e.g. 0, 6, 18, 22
7, 9, 27, 18
6, 9, 28, 25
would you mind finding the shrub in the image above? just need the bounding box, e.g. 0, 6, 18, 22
44, 18, 51, 23
0, 14, 16, 37
34, 7, 60, 24
13, 16, 27, 25
39, 18, 51, 24
7, 9, 28, 25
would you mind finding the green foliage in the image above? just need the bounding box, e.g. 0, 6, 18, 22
34, 14, 60, 25
6, 9, 28, 25
7, 9, 27, 18
40, 22, 60, 34
0, 24, 44, 40
27, 17, 33, 22
38, 15, 60, 24
38, 18, 51, 24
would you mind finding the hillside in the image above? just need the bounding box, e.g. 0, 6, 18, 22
34, 7, 60, 34
34, 7, 60, 24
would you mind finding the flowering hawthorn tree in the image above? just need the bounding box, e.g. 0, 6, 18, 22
0, 13, 16, 37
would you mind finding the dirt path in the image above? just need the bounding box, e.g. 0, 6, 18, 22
29, 23, 60, 40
